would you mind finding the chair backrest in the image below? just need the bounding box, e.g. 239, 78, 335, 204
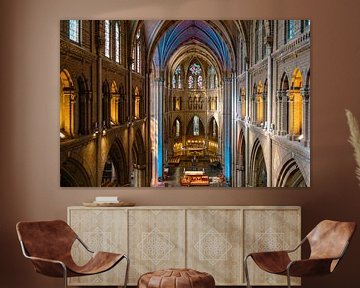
307, 220, 356, 261
16, 220, 77, 261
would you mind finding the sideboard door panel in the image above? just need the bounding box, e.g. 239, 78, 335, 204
186, 209, 243, 285
68, 208, 128, 286
128, 209, 186, 284
243, 208, 301, 286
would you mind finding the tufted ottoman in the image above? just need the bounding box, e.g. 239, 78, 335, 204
138, 268, 215, 288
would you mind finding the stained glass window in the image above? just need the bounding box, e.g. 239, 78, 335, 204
104, 20, 110, 58
69, 20, 80, 43
136, 41, 141, 73
172, 75, 176, 88
188, 75, 194, 89
301, 20, 310, 33
176, 119, 180, 137
193, 116, 199, 136
197, 75, 203, 88
175, 66, 182, 88
115, 22, 120, 63
131, 47, 135, 71
190, 63, 202, 75
287, 20, 295, 41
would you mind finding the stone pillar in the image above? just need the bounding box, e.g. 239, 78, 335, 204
301, 88, 310, 147
287, 90, 294, 140
245, 67, 250, 186
223, 76, 232, 183
276, 90, 282, 135
281, 90, 288, 136
266, 45, 272, 132
231, 73, 237, 187
155, 75, 164, 182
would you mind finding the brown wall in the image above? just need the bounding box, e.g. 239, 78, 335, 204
1, 0, 360, 287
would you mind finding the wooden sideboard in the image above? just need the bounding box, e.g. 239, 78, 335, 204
67, 206, 301, 286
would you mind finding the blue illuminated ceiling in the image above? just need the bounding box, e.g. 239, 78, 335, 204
152, 21, 233, 70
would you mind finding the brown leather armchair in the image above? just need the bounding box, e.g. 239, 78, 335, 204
16, 220, 129, 288
244, 220, 356, 288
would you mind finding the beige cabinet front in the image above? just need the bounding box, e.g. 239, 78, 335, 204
68, 206, 300, 286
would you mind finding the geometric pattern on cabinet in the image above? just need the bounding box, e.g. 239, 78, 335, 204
243, 209, 301, 286
67, 206, 300, 286
67, 208, 128, 286
128, 209, 186, 284
187, 209, 242, 285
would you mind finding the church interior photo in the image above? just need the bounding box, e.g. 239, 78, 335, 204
60, 20, 310, 188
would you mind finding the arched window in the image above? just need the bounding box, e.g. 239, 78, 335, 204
188, 75, 194, 89
286, 20, 295, 42
104, 20, 110, 58
134, 87, 140, 119
188, 63, 202, 89
69, 20, 80, 43
241, 88, 246, 119
193, 116, 200, 136
289, 68, 303, 138
172, 75, 176, 89
301, 20, 310, 33
132, 29, 142, 73
173, 66, 182, 89
60, 70, 75, 138
136, 30, 141, 73
197, 75, 203, 88
176, 119, 180, 137
115, 22, 120, 63
110, 81, 119, 125
208, 66, 216, 89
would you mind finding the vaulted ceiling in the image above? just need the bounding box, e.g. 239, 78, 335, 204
131, 20, 250, 72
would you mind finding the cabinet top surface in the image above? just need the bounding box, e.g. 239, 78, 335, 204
68, 205, 301, 210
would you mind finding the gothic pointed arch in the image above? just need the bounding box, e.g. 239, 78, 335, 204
208, 116, 218, 139
186, 115, 205, 136
276, 158, 306, 187
60, 69, 75, 138
132, 128, 146, 167
60, 158, 91, 187
250, 139, 267, 187
77, 75, 90, 135
110, 81, 119, 125
289, 68, 303, 138
102, 80, 110, 128
102, 139, 128, 187
172, 117, 182, 138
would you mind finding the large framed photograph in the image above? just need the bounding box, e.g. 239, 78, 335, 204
60, 20, 310, 187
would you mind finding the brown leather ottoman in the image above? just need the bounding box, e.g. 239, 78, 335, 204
138, 268, 215, 288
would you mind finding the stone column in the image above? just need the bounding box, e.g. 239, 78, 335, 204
154, 75, 164, 181
245, 67, 250, 186
281, 90, 288, 136
266, 44, 272, 133
301, 88, 310, 147
276, 90, 282, 135
287, 90, 294, 140
223, 76, 232, 183
231, 73, 237, 187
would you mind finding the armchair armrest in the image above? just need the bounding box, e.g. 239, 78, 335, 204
19, 240, 67, 277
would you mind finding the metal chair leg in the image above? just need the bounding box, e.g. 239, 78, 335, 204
286, 269, 292, 288
123, 255, 130, 288
61, 264, 68, 288
244, 255, 252, 288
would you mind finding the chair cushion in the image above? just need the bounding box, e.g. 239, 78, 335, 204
138, 268, 215, 288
